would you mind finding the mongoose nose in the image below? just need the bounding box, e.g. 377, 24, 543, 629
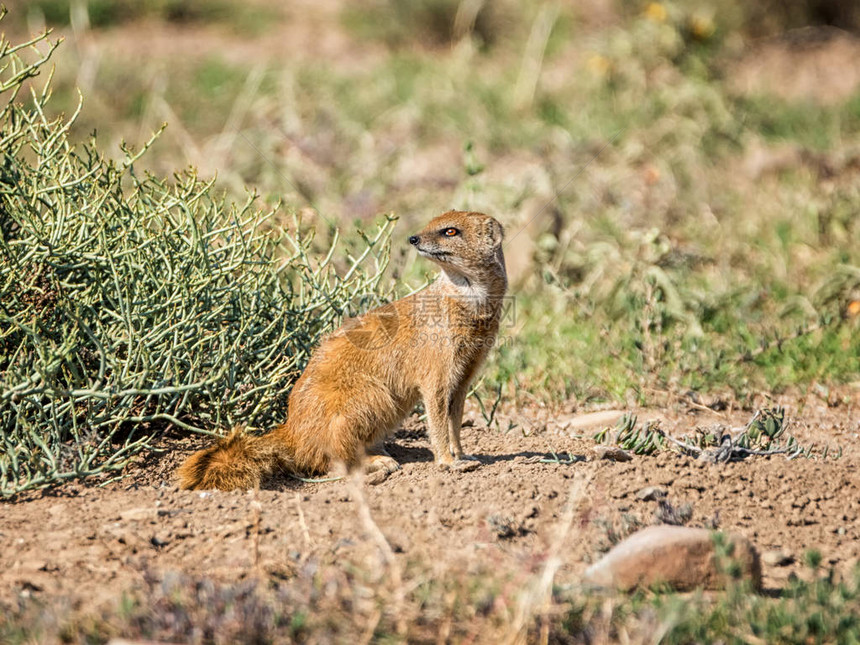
408, 235, 419, 246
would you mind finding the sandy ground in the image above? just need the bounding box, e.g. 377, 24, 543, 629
2, 390, 858, 620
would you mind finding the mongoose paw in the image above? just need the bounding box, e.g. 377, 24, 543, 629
366, 454, 402, 476
443, 457, 481, 472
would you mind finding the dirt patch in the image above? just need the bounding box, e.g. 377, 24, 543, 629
2, 390, 858, 621
25, 0, 383, 73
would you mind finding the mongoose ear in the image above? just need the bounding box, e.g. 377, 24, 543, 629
484, 218, 505, 248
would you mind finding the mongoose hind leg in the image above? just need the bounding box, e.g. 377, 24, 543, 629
365, 441, 401, 477
446, 458, 480, 472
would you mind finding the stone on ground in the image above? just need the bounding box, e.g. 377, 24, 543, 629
592, 445, 633, 462
583, 525, 761, 592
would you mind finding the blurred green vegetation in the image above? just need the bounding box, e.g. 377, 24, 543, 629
341, 0, 524, 49
2, 557, 858, 643
16, 0, 279, 33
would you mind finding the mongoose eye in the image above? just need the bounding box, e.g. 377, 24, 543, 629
442, 227, 459, 237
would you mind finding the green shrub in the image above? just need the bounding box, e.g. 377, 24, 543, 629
0, 22, 394, 496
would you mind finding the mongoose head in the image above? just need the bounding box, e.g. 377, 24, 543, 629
408, 211, 507, 288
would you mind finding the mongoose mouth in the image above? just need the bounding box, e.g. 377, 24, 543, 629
416, 248, 451, 261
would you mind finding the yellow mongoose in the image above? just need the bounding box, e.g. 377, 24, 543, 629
178, 211, 507, 490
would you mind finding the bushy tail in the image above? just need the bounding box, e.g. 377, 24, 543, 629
178, 429, 291, 490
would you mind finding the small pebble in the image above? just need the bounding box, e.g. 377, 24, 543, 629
592, 445, 633, 462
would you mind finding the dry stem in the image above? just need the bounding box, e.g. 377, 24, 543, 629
506, 470, 594, 645
346, 468, 408, 637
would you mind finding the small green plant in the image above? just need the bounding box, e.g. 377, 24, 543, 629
593, 407, 841, 462
471, 379, 502, 429
710, 531, 744, 582
593, 413, 668, 455
805, 549, 824, 571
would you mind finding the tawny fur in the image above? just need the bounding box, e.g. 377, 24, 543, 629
178, 211, 507, 490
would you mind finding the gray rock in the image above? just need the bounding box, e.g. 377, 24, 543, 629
584, 525, 761, 592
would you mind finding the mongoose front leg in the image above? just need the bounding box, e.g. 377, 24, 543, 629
424, 384, 480, 472
447, 385, 479, 470
424, 387, 455, 465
